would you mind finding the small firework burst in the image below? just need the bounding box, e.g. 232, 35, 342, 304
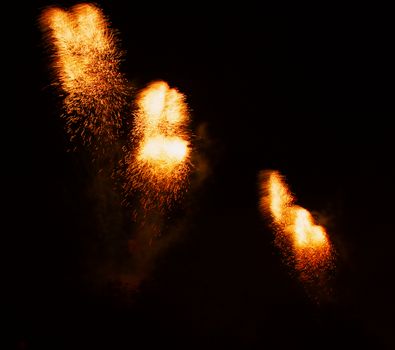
124, 81, 192, 213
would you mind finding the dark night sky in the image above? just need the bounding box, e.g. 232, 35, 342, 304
6, 2, 394, 349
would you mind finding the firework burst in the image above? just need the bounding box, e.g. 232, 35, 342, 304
259, 170, 334, 284
40, 3, 129, 150
124, 81, 192, 212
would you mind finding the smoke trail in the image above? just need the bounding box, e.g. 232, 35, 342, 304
40, 3, 129, 152
259, 170, 335, 294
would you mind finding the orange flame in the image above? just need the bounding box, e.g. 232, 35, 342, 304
125, 81, 191, 211
260, 170, 333, 282
40, 3, 128, 148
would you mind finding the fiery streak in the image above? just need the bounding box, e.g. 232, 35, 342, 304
125, 81, 192, 211
40, 3, 128, 149
260, 170, 333, 282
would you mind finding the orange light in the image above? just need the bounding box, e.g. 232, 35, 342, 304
40, 3, 128, 148
125, 81, 192, 211
260, 170, 334, 281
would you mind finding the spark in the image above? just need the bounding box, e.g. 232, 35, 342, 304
260, 170, 334, 282
40, 3, 128, 149
124, 81, 192, 212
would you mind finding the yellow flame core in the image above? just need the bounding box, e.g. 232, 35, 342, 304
260, 170, 333, 280
139, 136, 189, 165
40, 4, 128, 147
293, 207, 327, 247
140, 82, 167, 123
268, 172, 294, 224
125, 81, 191, 211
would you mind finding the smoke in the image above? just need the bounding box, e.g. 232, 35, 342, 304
82, 167, 208, 305
190, 122, 213, 187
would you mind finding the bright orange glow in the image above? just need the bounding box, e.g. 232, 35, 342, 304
293, 207, 327, 247
139, 136, 189, 165
260, 170, 334, 282
266, 171, 294, 224
125, 81, 192, 211
40, 3, 128, 148
139, 82, 167, 124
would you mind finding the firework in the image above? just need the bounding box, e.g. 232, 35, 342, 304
259, 170, 334, 283
40, 3, 128, 149
124, 81, 192, 212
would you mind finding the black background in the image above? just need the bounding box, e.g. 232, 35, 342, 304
6, 2, 394, 349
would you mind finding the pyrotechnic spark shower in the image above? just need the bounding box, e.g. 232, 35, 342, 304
40, 3, 128, 149
124, 81, 192, 212
259, 170, 334, 283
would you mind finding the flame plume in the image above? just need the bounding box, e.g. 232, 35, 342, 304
260, 170, 334, 283
125, 81, 192, 212
40, 3, 128, 149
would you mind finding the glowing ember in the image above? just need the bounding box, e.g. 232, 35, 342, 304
40, 3, 128, 149
125, 81, 192, 211
259, 170, 334, 282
